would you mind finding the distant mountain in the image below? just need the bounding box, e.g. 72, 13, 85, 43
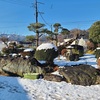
0, 34, 25, 41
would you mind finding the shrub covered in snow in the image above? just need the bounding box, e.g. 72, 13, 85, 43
2, 47, 18, 55
1, 41, 23, 55
34, 43, 58, 63
19, 48, 35, 58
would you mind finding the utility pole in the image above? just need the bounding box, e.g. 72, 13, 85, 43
35, 0, 39, 47
34, 0, 44, 47
35, 0, 38, 23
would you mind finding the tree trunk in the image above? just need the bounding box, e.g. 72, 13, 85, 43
55, 35, 58, 46
36, 31, 39, 47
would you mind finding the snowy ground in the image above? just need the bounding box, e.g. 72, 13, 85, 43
54, 54, 97, 68
0, 54, 100, 100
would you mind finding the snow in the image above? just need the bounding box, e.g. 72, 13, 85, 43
96, 47, 100, 49
0, 54, 100, 100
78, 38, 87, 47
59, 42, 64, 45
64, 38, 72, 42
54, 54, 98, 68
9, 53, 17, 57
66, 45, 74, 49
36, 43, 58, 51
24, 48, 34, 52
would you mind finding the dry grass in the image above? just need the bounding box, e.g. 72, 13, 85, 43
85, 50, 95, 54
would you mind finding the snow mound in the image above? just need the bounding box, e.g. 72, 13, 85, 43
36, 43, 58, 51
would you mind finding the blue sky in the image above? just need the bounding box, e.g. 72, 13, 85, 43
0, 0, 100, 36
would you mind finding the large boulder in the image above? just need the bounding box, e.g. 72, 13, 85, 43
0, 57, 43, 76
59, 64, 99, 86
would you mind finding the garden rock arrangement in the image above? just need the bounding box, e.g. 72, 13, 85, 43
43, 64, 100, 86
0, 56, 100, 86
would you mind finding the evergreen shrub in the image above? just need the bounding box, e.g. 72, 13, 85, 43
71, 45, 84, 57
35, 47, 58, 62
35, 48, 58, 62
95, 48, 100, 58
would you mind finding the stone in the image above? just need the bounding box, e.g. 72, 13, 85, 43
59, 64, 98, 86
